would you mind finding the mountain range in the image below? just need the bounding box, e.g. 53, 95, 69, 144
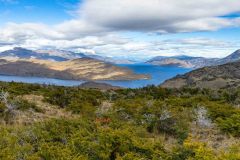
2, 48, 240, 69
146, 49, 240, 68
0, 47, 135, 64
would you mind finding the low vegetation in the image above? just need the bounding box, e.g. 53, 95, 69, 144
0, 82, 239, 159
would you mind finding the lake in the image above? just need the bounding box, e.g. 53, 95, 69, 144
0, 64, 191, 88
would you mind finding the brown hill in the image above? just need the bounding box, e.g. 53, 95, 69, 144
79, 81, 122, 90
0, 58, 149, 81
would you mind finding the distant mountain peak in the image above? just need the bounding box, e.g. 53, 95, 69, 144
13, 47, 26, 50
0, 47, 67, 61
9, 47, 33, 52
224, 49, 240, 59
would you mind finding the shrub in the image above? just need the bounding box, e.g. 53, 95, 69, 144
67, 101, 96, 116
217, 114, 240, 137
14, 99, 43, 113
0, 101, 6, 113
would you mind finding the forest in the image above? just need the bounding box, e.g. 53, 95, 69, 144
0, 81, 239, 160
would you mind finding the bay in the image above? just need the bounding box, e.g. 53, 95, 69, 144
0, 64, 191, 88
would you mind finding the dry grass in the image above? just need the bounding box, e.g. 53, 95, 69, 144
190, 121, 240, 152
1, 94, 78, 125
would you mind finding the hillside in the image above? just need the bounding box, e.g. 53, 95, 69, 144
161, 61, 240, 89
216, 49, 240, 65
0, 58, 148, 81
0, 81, 239, 159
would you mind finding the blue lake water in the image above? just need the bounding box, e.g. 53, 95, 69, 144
0, 64, 191, 88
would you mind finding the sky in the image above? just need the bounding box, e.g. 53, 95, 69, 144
0, 0, 240, 61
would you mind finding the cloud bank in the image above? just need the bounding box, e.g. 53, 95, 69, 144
0, 0, 240, 59
79, 0, 240, 33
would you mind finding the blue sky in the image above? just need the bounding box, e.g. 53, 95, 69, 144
0, 0, 79, 24
0, 0, 240, 61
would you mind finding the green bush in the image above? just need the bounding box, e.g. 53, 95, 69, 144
14, 99, 43, 113
0, 101, 6, 113
67, 101, 96, 116
217, 114, 240, 137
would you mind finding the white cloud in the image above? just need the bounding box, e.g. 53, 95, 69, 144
78, 0, 240, 33
0, 0, 240, 60
177, 38, 230, 46
168, 18, 236, 32
0, 23, 64, 44
2, 0, 239, 41
55, 19, 108, 39
21, 36, 105, 49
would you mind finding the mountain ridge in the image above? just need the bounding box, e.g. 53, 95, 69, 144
146, 49, 240, 68
0, 47, 136, 64
4, 47, 240, 68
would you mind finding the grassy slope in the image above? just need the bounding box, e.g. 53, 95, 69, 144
0, 82, 239, 159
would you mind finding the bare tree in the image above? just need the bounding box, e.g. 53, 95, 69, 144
0, 90, 16, 123
0, 91, 15, 111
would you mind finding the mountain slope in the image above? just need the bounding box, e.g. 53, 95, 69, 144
216, 49, 240, 65
0, 58, 148, 81
161, 61, 240, 89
